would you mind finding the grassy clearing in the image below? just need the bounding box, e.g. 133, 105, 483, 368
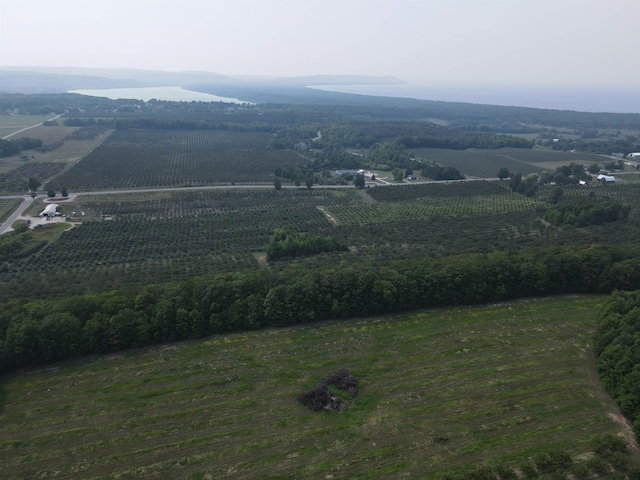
0, 199, 21, 224
0, 295, 634, 479
0, 115, 54, 138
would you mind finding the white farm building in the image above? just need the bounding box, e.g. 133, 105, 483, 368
597, 174, 616, 183
39, 203, 60, 218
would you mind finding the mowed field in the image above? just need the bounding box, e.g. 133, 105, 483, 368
410, 147, 608, 178
0, 295, 634, 479
0, 114, 56, 138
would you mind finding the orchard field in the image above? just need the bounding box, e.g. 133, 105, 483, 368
48, 130, 308, 190
410, 147, 608, 178
5, 180, 640, 302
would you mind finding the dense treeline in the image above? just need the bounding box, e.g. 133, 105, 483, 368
548, 137, 639, 155
545, 198, 630, 226
2, 243, 640, 373
265, 229, 348, 260
63, 117, 114, 127
317, 121, 534, 150
0, 223, 47, 261
0, 137, 43, 158
594, 290, 640, 441
421, 163, 465, 181
0, 161, 65, 193
398, 132, 533, 150
367, 141, 413, 170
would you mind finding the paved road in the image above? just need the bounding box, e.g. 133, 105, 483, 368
0, 195, 37, 235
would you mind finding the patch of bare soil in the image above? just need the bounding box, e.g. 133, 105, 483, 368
609, 412, 640, 453
317, 206, 338, 226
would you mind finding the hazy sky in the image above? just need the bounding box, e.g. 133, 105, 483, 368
2, 0, 639, 88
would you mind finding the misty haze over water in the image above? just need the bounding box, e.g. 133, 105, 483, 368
309, 84, 640, 114
67, 84, 640, 114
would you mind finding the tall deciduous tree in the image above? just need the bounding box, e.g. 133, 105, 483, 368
27, 177, 41, 192
497, 167, 510, 179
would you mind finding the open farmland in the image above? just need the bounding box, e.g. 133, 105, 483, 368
0, 125, 116, 193
410, 147, 608, 178
0, 295, 636, 479
48, 130, 307, 190
0, 114, 56, 138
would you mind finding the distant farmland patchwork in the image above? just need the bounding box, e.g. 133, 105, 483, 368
0, 296, 630, 479
410, 147, 608, 178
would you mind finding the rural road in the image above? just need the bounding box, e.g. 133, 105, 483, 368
2, 114, 65, 140
0, 195, 37, 235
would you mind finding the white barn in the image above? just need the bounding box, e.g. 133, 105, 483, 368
39, 203, 59, 218
597, 174, 616, 183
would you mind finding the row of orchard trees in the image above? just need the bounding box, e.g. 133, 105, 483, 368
4, 244, 640, 373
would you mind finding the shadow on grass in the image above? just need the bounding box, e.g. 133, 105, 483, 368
0, 374, 11, 413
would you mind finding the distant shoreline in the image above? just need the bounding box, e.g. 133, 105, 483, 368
68, 86, 251, 104
308, 84, 640, 114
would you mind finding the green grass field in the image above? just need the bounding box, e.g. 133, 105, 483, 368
0, 295, 634, 479
0, 115, 55, 138
0, 199, 21, 224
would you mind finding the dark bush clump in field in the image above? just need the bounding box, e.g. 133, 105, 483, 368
495, 464, 517, 479
570, 463, 590, 480
586, 456, 610, 475
322, 368, 358, 396
520, 462, 539, 478
439, 466, 497, 480
592, 433, 628, 458
297, 368, 357, 412
297, 385, 345, 412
